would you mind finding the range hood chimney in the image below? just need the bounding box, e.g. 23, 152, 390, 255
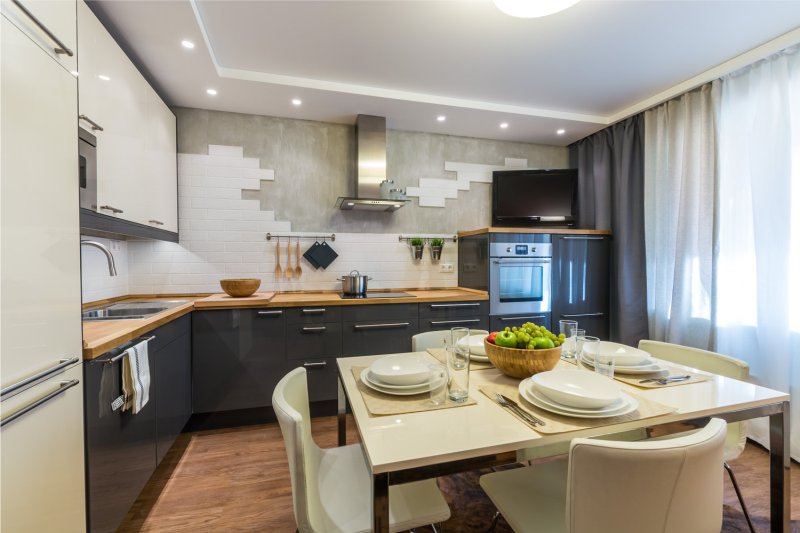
335, 115, 407, 212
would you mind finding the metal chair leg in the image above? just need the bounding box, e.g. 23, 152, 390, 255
724, 461, 756, 533
430, 523, 441, 533
487, 511, 500, 533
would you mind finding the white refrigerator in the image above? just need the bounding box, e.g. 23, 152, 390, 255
1, 2, 87, 531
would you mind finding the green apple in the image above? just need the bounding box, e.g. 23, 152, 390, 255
495, 330, 517, 348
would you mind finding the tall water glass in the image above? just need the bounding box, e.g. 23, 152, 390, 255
573, 329, 586, 361
447, 327, 470, 402
559, 320, 579, 358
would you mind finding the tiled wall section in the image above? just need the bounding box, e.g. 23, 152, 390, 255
81, 236, 129, 303
127, 145, 458, 294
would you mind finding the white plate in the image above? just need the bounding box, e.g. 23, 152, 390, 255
579, 354, 667, 375
523, 380, 625, 415
531, 370, 621, 409
520, 380, 638, 418
360, 368, 441, 396
581, 341, 652, 367
369, 354, 429, 386
457, 334, 488, 356
366, 370, 437, 390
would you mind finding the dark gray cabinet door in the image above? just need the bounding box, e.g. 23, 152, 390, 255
154, 331, 191, 464
342, 304, 419, 356
552, 235, 610, 339
296, 358, 338, 402
192, 308, 286, 413
418, 300, 489, 333
490, 313, 550, 332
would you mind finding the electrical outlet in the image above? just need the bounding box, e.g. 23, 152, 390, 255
110, 240, 122, 251
439, 263, 454, 273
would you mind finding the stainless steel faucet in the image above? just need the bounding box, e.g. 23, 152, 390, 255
80, 240, 118, 276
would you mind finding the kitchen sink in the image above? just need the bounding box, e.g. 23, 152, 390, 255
82, 300, 190, 321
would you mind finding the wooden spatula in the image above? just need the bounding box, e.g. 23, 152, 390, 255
274, 237, 282, 278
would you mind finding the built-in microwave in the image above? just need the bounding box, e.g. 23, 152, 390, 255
79, 127, 97, 211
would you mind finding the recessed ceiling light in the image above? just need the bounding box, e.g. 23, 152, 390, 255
98, 74, 110, 81
493, 0, 581, 18
206, 88, 218, 96
500, 122, 509, 129
181, 40, 195, 49
437, 115, 446, 122
556, 129, 566, 135
291, 98, 302, 106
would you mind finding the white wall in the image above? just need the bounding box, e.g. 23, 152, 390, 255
80, 236, 129, 303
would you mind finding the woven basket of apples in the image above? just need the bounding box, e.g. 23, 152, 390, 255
484, 323, 564, 379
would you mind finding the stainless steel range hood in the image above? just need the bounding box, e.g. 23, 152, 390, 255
335, 115, 407, 212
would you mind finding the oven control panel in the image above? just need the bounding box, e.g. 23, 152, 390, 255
489, 242, 552, 258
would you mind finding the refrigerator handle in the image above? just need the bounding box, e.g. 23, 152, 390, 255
0, 379, 79, 427
0, 357, 79, 400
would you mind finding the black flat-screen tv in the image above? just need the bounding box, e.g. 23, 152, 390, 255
492, 168, 578, 227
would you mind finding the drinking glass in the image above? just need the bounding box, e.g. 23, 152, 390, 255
559, 320, 579, 358
573, 329, 586, 361
428, 362, 447, 406
447, 328, 470, 402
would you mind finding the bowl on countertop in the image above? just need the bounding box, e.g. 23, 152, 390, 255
220, 278, 261, 298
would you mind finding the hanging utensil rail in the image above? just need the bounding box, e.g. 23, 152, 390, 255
266, 233, 335, 242
398, 235, 457, 243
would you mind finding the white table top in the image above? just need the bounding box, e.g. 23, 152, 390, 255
338, 353, 789, 475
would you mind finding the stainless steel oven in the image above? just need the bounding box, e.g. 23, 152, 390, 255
489, 242, 552, 316
79, 127, 96, 211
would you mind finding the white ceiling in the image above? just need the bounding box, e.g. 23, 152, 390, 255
91, 0, 800, 146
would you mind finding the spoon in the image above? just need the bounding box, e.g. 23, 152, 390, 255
274, 237, 282, 279
295, 238, 302, 277
285, 237, 293, 280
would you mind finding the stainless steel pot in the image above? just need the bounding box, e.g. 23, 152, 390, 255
340, 270, 372, 295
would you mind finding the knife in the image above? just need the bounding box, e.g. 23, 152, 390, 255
639, 374, 690, 384
496, 393, 545, 427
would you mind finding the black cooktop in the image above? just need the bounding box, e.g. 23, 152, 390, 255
339, 292, 415, 300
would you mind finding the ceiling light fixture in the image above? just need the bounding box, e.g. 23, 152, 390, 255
437, 115, 446, 122
206, 88, 218, 96
493, 0, 580, 18
557, 129, 566, 135
98, 74, 110, 81
500, 122, 509, 129
291, 98, 302, 106
181, 40, 195, 49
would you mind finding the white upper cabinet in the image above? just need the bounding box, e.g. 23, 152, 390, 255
1, 0, 78, 73
77, 1, 177, 234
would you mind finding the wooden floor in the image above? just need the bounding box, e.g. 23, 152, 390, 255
120, 416, 800, 532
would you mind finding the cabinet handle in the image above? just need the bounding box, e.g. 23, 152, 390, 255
301, 326, 327, 333
257, 310, 283, 317
0, 357, 79, 400
303, 361, 327, 369
148, 220, 165, 226
561, 236, 605, 241
561, 313, 605, 318
499, 315, 545, 321
0, 379, 79, 428
353, 322, 410, 330
78, 114, 104, 132
430, 319, 481, 326
99, 205, 123, 214
11, 0, 74, 57
302, 308, 326, 315
429, 303, 481, 309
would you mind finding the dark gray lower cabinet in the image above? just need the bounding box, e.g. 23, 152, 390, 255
418, 300, 489, 333
84, 315, 191, 533
342, 304, 419, 356
192, 308, 285, 413
490, 312, 551, 332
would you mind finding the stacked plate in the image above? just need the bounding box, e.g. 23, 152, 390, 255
362, 355, 442, 396
580, 341, 667, 375
519, 370, 639, 418
456, 333, 490, 362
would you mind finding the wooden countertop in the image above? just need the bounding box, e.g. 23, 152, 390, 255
458, 227, 612, 237
82, 288, 488, 360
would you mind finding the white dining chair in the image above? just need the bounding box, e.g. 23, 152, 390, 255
411, 329, 489, 351
272, 367, 451, 533
480, 418, 728, 533
638, 339, 754, 532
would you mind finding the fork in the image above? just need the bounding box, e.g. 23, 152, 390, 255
639, 374, 690, 384
495, 393, 545, 427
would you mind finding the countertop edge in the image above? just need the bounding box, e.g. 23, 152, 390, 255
458, 227, 613, 237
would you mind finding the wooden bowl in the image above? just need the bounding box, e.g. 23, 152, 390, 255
484, 339, 561, 379
220, 278, 261, 298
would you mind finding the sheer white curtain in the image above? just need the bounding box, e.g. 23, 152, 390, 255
715, 45, 800, 457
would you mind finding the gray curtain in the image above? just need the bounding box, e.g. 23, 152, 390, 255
569, 114, 648, 346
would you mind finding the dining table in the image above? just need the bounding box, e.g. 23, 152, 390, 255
336, 352, 791, 533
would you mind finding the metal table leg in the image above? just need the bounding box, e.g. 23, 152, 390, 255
373, 472, 390, 533
769, 401, 791, 532
337, 374, 347, 447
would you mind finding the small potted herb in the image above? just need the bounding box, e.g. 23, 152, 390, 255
429, 238, 444, 262
410, 237, 425, 261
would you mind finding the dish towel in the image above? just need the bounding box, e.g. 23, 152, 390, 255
122, 340, 151, 414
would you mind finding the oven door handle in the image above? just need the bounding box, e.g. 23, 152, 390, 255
492, 259, 551, 264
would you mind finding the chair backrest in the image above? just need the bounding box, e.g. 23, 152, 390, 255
566, 418, 727, 533
638, 339, 748, 460
411, 329, 489, 352
272, 367, 323, 533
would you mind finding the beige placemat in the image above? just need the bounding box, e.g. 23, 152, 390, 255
479, 382, 676, 435
352, 366, 476, 416
573, 358, 710, 389
427, 348, 495, 371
